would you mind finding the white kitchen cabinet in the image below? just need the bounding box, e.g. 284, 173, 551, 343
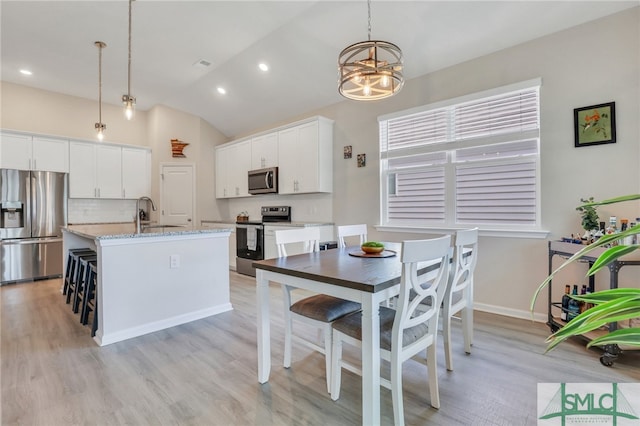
0, 132, 69, 172
70, 141, 150, 199
215, 139, 251, 199
251, 132, 278, 169
200, 221, 236, 270
69, 141, 122, 199
277, 117, 333, 195
122, 147, 151, 199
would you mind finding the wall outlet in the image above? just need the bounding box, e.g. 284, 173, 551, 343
169, 254, 180, 269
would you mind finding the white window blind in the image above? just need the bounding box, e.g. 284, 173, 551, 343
380, 81, 541, 228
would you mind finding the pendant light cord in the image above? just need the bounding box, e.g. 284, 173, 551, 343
98, 43, 103, 123
127, 0, 132, 97
367, 0, 371, 41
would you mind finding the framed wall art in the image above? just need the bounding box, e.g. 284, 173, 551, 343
344, 145, 352, 159
574, 102, 616, 148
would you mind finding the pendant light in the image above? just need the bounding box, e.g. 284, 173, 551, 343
94, 41, 107, 141
122, 0, 136, 120
338, 0, 404, 101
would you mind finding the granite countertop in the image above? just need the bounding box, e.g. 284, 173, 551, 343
263, 221, 334, 227
63, 223, 232, 240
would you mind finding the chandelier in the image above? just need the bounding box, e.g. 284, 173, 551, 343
122, 0, 136, 120
338, 0, 404, 101
94, 41, 107, 141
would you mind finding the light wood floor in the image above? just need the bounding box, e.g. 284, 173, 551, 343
2, 272, 639, 425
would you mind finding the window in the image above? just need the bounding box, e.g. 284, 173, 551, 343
379, 79, 541, 230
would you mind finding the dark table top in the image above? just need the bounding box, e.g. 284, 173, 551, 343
253, 243, 404, 293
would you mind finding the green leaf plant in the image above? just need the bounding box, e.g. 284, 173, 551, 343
531, 194, 640, 352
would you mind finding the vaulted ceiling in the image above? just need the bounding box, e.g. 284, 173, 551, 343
1, 1, 636, 138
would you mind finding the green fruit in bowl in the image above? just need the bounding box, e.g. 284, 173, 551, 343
361, 241, 384, 253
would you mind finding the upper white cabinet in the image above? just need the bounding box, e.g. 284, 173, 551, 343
278, 117, 333, 194
69, 141, 150, 199
122, 147, 151, 199
215, 140, 251, 199
251, 132, 278, 169
70, 142, 121, 199
215, 116, 333, 198
0, 132, 69, 172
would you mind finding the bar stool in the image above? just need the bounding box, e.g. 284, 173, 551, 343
66, 251, 96, 307
82, 262, 99, 337
63, 248, 95, 296
72, 254, 97, 314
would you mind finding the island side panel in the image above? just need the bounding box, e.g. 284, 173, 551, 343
95, 232, 231, 346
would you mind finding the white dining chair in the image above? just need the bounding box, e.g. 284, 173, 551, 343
337, 224, 368, 248
275, 227, 361, 393
442, 227, 478, 371
330, 235, 452, 425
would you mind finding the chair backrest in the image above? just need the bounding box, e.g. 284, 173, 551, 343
446, 228, 478, 306
393, 235, 451, 351
337, 224, 367, 248
275, 227, 320, 257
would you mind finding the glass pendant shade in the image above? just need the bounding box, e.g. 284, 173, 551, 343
123, 95, 136, 120
338, 41, 403, 101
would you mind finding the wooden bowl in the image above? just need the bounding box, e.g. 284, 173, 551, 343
361, 245, 384, 254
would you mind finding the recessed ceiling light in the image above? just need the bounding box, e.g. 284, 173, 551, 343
258, 63, 269, 72
217, 87, 226, 95
20, 69, 33, 75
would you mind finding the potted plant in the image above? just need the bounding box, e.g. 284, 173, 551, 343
576, 196, 599, 236
531, 194, 640, 355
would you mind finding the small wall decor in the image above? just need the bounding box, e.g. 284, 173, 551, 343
357, 153, 366, 167
344, 145, 352, 159
171, 138, 189, 157
574, 102, 616, 147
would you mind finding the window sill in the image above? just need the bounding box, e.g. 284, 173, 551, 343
375, 225, 550, 239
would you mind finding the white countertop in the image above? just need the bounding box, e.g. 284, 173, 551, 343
64, 223, 232, 240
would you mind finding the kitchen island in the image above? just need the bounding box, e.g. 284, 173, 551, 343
62, 223, 232, 346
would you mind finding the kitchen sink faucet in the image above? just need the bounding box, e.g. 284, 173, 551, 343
136, 196, 157, 234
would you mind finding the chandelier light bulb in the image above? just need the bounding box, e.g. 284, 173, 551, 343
380, 73, 389, 88
363, 78, 371, 96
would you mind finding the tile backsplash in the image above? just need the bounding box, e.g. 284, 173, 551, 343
68, 198, 138, 224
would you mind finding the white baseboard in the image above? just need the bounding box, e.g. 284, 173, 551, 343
95, 303, 234, 346
474, 301, 547, 323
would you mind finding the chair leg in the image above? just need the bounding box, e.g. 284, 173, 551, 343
443, 309, 454, 371
282, 285, 293, 368
330, 329, 342, 401
427, 343, 440, 409
391, 347, 405, 426
461, 306, 472, 354
322, 323, 332, 393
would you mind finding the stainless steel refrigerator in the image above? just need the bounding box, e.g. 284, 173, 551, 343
1, 169, 67, 284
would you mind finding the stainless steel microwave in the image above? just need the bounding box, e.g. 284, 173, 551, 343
248, 167, 278, 195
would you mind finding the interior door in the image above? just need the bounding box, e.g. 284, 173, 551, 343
160, 164, 194, 228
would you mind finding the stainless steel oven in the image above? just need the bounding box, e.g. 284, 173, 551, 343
236, 222, 264, 276
236, 206, 290, 276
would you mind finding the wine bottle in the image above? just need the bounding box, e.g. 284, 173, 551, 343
567, 285, 580, 321
579, 285, 587, 313
560, 284, 571, 321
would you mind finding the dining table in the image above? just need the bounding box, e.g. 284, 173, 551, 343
254, 242, 407, 426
